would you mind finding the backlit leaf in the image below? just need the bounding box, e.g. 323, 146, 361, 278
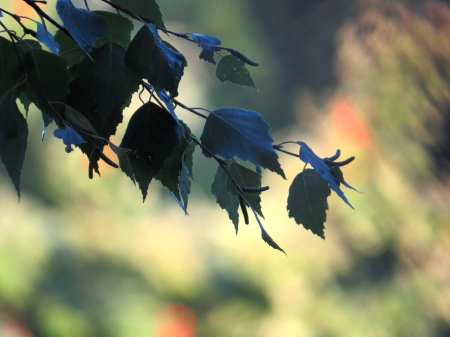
287, 168, 331, 239
200, 108, 285, 177
216, 54, 256, 89
109, 0, 165, 28
0, 96, 28, 198
56, 0, 107, 56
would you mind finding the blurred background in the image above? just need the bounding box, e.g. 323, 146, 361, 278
1, 0, 450, 336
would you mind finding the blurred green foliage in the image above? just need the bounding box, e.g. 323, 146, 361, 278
1, 0, 450, 336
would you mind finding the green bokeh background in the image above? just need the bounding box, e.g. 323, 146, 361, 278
1, 0, 450, 336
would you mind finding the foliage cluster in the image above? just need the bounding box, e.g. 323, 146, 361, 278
0, 0, 358, 252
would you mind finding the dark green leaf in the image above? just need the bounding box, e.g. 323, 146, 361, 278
216, 54, 256, 89
298, 142, 353, 208
0, 96, 28, 198
211, 164, 240, 232
200, 107, 285, 178
125, 24, 185, 97
75, 43, 140, 122
226, 161, 264, 217
154, 122, 192, 203
0, 37, 25, 97
94, 11, 134, 49
109, 142, 135, 184
179, 143, 196, 213
109, 0, 165, 28
256, 215, 286, 255
120, 102, 182, 200
36, 22, 59, 54
54, 30, 84, 67
287, 169, 331, 239
23, 49, 70, 121
56, 0, 107, 56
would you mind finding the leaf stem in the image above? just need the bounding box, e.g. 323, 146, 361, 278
22, 0, 71, 39
0, 8, 37, 37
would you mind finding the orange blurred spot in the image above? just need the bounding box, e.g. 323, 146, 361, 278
81, 138, 119, 177
2, 319, 33, 337
331, 98, 372, 148
13, 0, 41, 19
154, 303, 197, 337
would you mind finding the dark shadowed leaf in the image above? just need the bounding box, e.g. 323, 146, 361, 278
216, 54, 256, 88
120, 102, 182, 200
192, 33, 221, 64
56, 0, 107, 56
212, 164, 240, 232
109, 0, 165, 28
251, 209, 286, 254
23, 49, 70, 122
36, 22, 59, 54
0, 96, 28, 198
76, 43, 140, 122
331, 166, 359, 192
200, 108, 285, 177
54, 126, 86, 153
287, 168, 331, 239
154, 122, 192, 204
0, 37, 25, 97
298, 141, 353, 208
179, 143, 196, 213
54, 30, 84, 67
109, 142, 135, 184
125, 25, 185, 97
226, 161, 264, 217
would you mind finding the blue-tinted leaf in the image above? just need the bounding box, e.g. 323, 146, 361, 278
216, 54, 256, 88
126, 24, 185, 97
155, 89, 180, 124
192, 33, 221, 64
0, 95, 28, 198
0, 9, 3, 17
56, 0, 107, 56
36, 22, 59, 54
200, 108, 285, 178
41, 112, 52, 141
109, 0, 165, 28
54, 126, 86, 153
287, 169, 331, 239
298, 141, 353, 208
